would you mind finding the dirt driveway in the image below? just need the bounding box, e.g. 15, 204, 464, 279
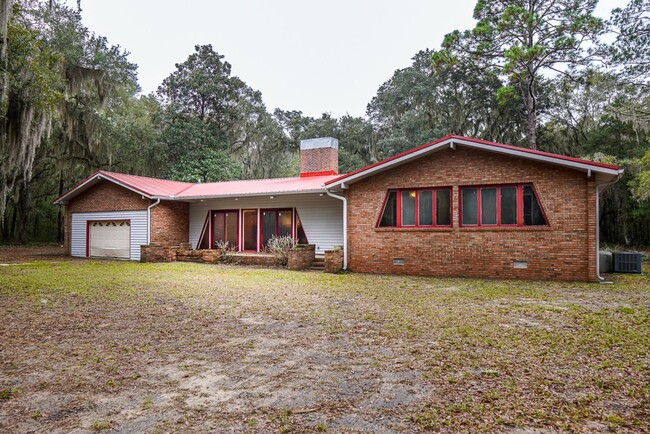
1, 246, 648, 432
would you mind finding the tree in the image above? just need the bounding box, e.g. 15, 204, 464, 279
369, 49, 526, 156
157, 44, 244, 181
0, 1, 60, 241
438, 0, 603, 149
598, 0, 650, 129
1, 1, 143, 242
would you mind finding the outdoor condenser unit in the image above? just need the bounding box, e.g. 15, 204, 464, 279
612, 252, 643, 274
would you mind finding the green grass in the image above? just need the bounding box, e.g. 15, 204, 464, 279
1, 259, 648, 432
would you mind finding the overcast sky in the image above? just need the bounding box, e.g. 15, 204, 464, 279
64, 0, 624, 118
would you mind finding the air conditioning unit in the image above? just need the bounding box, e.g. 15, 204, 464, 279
612, 252, 642, 274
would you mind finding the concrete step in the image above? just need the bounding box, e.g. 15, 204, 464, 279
309, 257, 325, 271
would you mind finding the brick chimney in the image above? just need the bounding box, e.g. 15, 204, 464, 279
299, 137, 339, 177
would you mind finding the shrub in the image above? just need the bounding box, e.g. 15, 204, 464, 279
266, 235, 296, 266
214, 240, 237, 264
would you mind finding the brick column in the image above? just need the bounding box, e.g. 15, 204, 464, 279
324, 249, 343, 273
288, 244, 316, 270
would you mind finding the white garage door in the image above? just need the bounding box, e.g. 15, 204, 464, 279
89, 221, 131, 259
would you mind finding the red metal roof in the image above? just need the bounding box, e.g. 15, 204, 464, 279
54, 170, 339, 204
325, 134, 621, 186
175, 175, 340, 198
99, 171, 194, 197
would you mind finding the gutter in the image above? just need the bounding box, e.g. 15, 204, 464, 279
596, 172, 623, 281
147, 199, 161, 245
325, 190, 348, 270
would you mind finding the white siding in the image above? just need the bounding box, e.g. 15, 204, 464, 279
71, 211, 148, 260
189, 194, 343, 254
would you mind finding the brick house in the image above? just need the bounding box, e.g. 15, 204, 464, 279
54, 135, 622, 281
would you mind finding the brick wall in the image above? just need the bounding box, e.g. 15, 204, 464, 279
346, 146, 597, 282
324, 249, 343, 273
287, 244, 315, 270
151, 201, 189, 245
300, 147, 338, 175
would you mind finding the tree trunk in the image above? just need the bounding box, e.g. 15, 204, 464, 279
16, 181, 29, 243
9, 199, 16, 240
0, 0, 12, 116
57, 170, 64, 242
525, 74, 537, 150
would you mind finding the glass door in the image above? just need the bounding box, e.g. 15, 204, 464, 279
212, 210, 238, 249
260, 209, 293, 249
242, 210, 258, 251
261, 210, 277, 248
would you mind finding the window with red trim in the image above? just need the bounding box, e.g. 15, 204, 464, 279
460, 184, 548, 227
378, 188, 452, 228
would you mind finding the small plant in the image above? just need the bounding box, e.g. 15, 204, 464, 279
214, 241, 237, 264
91, 419, 111, 432
266, 235, 296, 266
141, 396, 153, 410
0, 388, 18, 400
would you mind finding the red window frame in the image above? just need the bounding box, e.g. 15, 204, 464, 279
459, 183, 549, 227
211, 209, 240, 250
375, 187, 453, 228
196, 210, 240, 250
259, 208, 293, 249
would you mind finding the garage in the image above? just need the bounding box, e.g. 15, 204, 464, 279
88, 221, 131, 259
70, 211, 148, 261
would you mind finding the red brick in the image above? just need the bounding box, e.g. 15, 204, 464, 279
346, 147, 597, 282
300, 147, 338, 174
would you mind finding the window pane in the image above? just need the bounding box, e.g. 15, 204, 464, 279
261, 211, 277, 248
225, 212, 238, 248
500, 187, 517, 225
523, 185, 547, 225
436, 189, 451, 226
296, 212, 309, 244
379, 191, 397, 227
278, 210, 292, 237
418, 191, 433, 226
212, 212, 225, 247
462, 189, 478, 225
198, 212, 210, 249
481, 188, 497, 225
401, 191, 416, 226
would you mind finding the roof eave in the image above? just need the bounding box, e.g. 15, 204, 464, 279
160, 188, 328, 201
53, 172, 155, 205
325, 137, 623, 188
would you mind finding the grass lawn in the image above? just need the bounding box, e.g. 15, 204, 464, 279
1, 247, 648, 433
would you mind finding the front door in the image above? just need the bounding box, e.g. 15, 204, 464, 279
242, 209, 258, 251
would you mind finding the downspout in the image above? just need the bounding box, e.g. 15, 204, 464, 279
326, 190, 348, 270
147, 198, 161, 245
596, 174, 622, 281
